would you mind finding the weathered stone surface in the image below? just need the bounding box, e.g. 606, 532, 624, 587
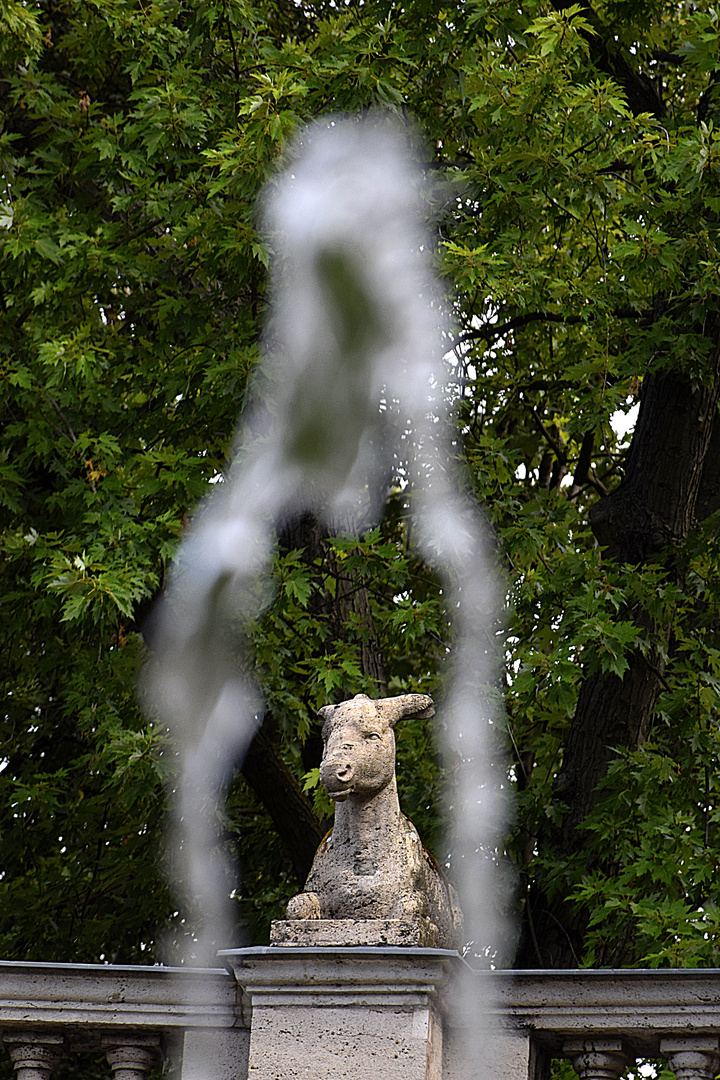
284, 693, 463, 949
3, 1031, 65, 1080
180, 1029, 251, 1080
0, 960, 245, 1080
0, 960, 240, 1031
221, 947, 456, 1080
102, 1035, 162, 1080
270, 918, 442, 947
563, 1040, 628, 1080
9, 958, 720, 1080
660, 1038, 720, 1080
246, 1004, 441, 1080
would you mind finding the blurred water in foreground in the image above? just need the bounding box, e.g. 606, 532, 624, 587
144, 114, 508, 1076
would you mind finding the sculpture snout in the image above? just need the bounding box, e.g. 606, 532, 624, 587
320, 755, 356, 798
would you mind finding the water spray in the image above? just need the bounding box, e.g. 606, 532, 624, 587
145, 114, 508, 1075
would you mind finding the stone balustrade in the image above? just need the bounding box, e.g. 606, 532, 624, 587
0, 959, 246, 1080
493, 967, 720, 1080
2, 953, 720, 1080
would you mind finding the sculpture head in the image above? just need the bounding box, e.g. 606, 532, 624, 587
317, 692, 434, 801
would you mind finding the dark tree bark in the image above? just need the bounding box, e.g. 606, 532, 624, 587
241, 719, 328, 884
696, 416, 720, 523
590, 367, 720, 562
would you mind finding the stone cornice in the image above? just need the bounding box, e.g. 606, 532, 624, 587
488, 969, 720, 1055
0, 961, 242, 1031
220, 946, 460, 1010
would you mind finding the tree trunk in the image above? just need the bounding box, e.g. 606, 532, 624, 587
516, 348, 720, 968
241, 720, 328, 884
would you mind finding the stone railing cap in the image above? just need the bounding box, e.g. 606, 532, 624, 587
0, 960, 227, 976
219, 945, 463, 960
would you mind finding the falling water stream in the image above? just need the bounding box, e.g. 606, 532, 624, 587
145, 114, 508, 1077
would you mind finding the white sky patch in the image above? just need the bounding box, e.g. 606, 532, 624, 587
611, 401, 639, 444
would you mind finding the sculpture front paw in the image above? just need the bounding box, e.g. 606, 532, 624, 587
286, 891, 322, 919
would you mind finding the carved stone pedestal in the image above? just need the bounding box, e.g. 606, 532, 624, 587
220, 947, 457, 1080
269, 918, 441, 947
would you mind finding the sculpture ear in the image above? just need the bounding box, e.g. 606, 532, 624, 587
377, 694, 435, 728
317, 704, 335, 742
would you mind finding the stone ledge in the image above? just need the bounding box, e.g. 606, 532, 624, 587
269, 918, 441, 947
486, 969, 720, 1056
0, 962, 242, 1030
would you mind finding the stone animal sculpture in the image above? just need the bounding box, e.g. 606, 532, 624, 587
286, 692, 463, 949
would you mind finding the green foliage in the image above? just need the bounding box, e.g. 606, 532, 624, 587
2, 0, 720, 969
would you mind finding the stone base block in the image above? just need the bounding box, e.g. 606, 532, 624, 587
247, 1002, 441, 1079
269, 918, 441, 947
221, 947, 458, 1080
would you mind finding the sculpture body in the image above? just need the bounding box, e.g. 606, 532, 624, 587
284, 693, 463, 949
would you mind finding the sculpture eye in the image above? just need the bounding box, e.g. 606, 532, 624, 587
366, 732, 381, 740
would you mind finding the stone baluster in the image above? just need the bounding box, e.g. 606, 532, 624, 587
564, 1039, 628, 1080
102, 1034, 161, 1080
2, 1032, 64, 1080
661, 1037, 720, 1080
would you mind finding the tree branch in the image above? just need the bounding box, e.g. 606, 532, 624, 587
452, 307, 649, 352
